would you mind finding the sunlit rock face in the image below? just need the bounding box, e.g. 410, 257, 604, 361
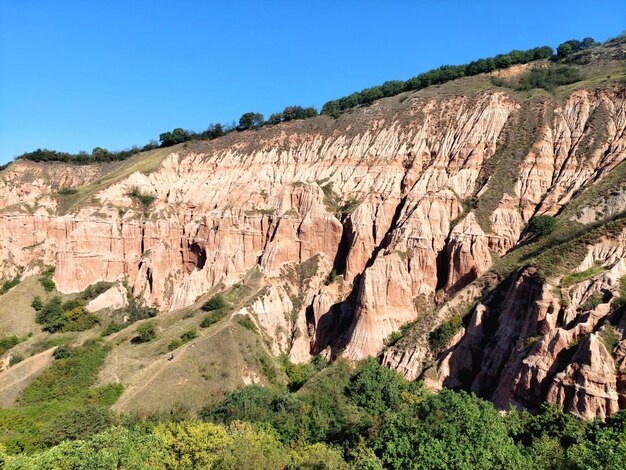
1, 77, 625, 419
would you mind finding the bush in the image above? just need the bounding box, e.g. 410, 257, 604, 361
0, 336, 20, 355
180, 329, 198, 342
202, 294, 226, 312
516, 65, 581, 91
127, 186, 156, 207
429, 314, 464, 352
238, 316, 256, 331
0, 277, 20, 295
168, 339, 183, 351
39, 267, 56, 292
101, 321, 125, 336
52, 344, 74, 360
200, 309, 227, 328
31, 296, 43, 311
57, 187, 78, 195
134, 320, 157, 343
528, 215, 557, 237
8, 355, 23, 367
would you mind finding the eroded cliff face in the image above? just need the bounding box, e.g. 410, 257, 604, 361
1, 72, 626, 418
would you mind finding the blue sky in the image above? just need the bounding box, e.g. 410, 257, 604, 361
0, 1, 624, 164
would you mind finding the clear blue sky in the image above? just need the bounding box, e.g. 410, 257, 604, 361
0, 1, 624, 164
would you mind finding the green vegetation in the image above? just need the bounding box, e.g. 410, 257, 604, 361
321, 44, 556, 117
517, 65, 582, 91
429, 314, 464, 352
0, 277, 20, 295
556, 37, 599, 58
325, 269, 339, 285
0, 336, 21, 355
0, 340, 121, 453
34, 296, 99, 333
560, 266, 605, 286
56, 187, 78, 195
237, 112, 265, 131
599, 325, 619, 354
267, 105, 317, 125
30, 296, 43, 311
1, 356, 625, 468
168, 329, 198, 351
202, 294, 227, 311
134, 320, 157, 343
127, 185, 156, 207
578, 292, 604, 312
200, 309, 227, 328
237, 316, 256, 332
528, 215, 558, 237
38, 267, 55, 292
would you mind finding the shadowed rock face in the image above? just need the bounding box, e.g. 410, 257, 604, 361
1, 58, 625, 418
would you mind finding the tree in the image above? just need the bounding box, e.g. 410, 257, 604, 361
237, 112, 264, 131
159, 128, 190, 147
135, 320, 157, 343
528, 215, 557, 237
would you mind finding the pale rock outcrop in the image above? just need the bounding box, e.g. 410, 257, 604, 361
86, 284, 129, 312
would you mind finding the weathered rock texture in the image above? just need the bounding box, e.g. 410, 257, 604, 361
1, 45, 625, 419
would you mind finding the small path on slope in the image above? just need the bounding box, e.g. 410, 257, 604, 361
112, 321, 231, 411
0, 348, 55, 407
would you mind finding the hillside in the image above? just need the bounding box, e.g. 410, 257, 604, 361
0, 35, 625, 440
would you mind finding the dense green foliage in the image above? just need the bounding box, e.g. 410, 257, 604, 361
0, 340, 121, 453
429, 314, 464, 352
237, 112, 265, 131
38, 267, 56, 292
0, 277, 20, 295
556, 37, 599, 58
34, 296, 99, 333
134, 320, 157, 343
202, 294, 227, 311
528, 215, 558, 237
168, 329, 198, 351
0, 336, 21, 356
516, 65, 582, 91
1, 355, 625, 468
321, 45, 555, 117
10, 38, 601, 168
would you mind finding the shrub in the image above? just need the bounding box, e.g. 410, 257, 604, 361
528, 215, 557, 237
57, 187, 78, 195
578, 292, 604, 312
325, 269, 338, 285
63, 306, 99, 332
39, 267, 56, 292
134, 320, 157, 343
35, 296, 65, 332
180, 329, 198, 342
200, 309, 227, 328
127, 186, 156, 207
429, 314, 464, 352
202, 294, 226, 311
31, 296, 43, 311
516, 65, 581, 91
0, 336, 20, 355
0, 277, 20, 295
238, 316, 256, 331
8, 355, 23, 367
599, 325, 619, 354
101, 321, 125, 336
168, 339, 183, 351
52, 344, 74, 360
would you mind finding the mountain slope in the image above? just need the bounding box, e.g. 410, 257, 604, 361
0, 37, 625, 418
